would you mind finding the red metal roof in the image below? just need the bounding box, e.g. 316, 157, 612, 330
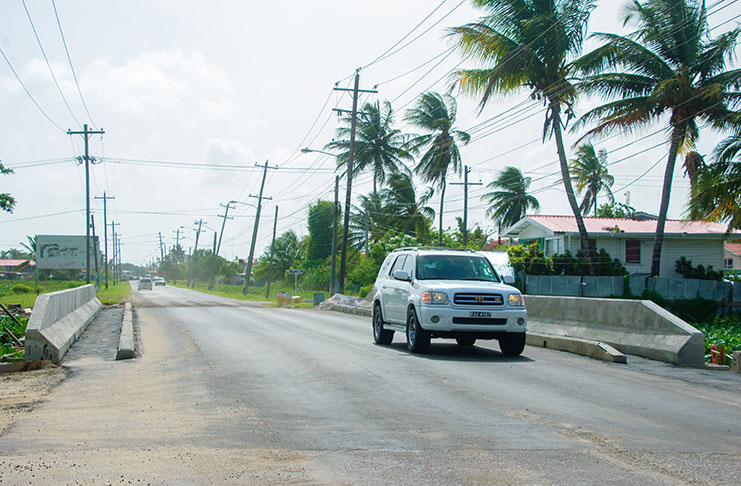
726, 243, 741, 255
525, 215, 735, 235
0, 259, 35, 266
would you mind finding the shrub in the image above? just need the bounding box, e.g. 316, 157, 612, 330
359, 284, 374, 299
675, 257, 723, 281
11, 284, 32, 294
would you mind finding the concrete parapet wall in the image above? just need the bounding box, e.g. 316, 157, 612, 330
24, 284, 102, 363
525, 295, 704, 367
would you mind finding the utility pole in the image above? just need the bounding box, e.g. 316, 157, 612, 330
243, 161, 277, 295
90, 214, 99, 290
334, 69, 377, 294
450, 166, 482, 246
94, 193, 115, 289
210, 201, 236, 290
330, 175, 339, 296
158, 232, 164, 272
209, 231, 217, 290
68, 124, 105, 284
265, 205, 279, 299
189, 219, 205, 287
110, 221, 120, 284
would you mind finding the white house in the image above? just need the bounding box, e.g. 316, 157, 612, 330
725, 243, 741, 270
502, 215, 737, 278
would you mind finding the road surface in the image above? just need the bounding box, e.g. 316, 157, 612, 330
1, 284, 740, 485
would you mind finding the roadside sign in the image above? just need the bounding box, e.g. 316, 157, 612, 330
289, 269, 304, 275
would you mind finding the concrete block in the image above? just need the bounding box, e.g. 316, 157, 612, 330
526, 331, 626, 363
116, 303, 135, 360
525, 295, 705, 367
732, 351, 741, 372
24, 285, 102, 364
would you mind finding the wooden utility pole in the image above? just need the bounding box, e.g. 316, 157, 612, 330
209, 232, 217, 290
68, 124, 104, 284
110, 221, 120, 284
209, 202, 235, 290
189, 219, 205, 287
243, 161, 277, 295
265, 205, 279, 299
330, 175, 339, 296
334, 70, 377, 294
450, 166, 482, 246
94, 193, 114, 288
90, 214, 99, 289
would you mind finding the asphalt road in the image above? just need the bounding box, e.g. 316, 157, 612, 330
1, 284, 740, 485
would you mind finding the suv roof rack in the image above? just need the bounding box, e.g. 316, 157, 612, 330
392, 246, 477, 253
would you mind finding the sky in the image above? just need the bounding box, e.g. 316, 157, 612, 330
0, 0, 739, 266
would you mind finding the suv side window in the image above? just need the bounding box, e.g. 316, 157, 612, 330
401, 253, 415, 278
390, 254, 407, 276
378, 254, 395, 279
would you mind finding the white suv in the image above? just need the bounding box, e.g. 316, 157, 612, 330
371, 247, 527, 355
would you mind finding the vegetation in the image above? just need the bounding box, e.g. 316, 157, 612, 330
595, 202, 637, 218
0, 161, 15, 213
567, 143, 614, 215
674, 257, 724, 281
481, 166, 540, 232
575, 0, 741, 276
451, 0, 597, 271
507, 242, 625, 277
697, 315, 741, 366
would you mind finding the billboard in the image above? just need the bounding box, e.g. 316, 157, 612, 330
36, 235, 100, 270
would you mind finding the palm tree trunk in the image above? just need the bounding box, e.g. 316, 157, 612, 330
439, 179, 446, 246
550, 102, 595, 274
651, 123, 683, 277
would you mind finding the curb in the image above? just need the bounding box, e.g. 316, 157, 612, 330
527, 331, 627, 363
317, 304, 372, 317
116, 303, 135, 360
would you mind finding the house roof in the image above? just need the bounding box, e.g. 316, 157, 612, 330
726, 243, 741, 256
504, 215, 736, 238
0, 259, 35, 267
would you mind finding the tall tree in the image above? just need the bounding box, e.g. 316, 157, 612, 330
1, 161, 15, 213
575, 0, 741, 275
451, 0, 597, 271
381, 172, 435, 241
349, 192, 386, 250
568, 143, 614, 215
405, 92, 470, 246
481, 166, 540, 230
325, 100, 412, 193
307, 200, 335, 262
688, 126, 741, 230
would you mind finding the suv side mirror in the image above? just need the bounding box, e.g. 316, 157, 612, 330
503, 275, 515, 284
393, 270, 411, 282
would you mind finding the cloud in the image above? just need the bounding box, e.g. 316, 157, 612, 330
205, 138, 254, 163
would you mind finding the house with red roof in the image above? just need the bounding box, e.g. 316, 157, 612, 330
0, 259, 35, 280
725, 243, 741, 270
503, 215, 737, 278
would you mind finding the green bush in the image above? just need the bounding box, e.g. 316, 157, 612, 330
11, 284, 32, 294
696, 315, 741, 365
675, 257, 723, 281
359, 284, 374, 298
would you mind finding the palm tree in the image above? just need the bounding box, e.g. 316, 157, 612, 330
451, 0, 597, 272
482, 166, 540, 231
568, 143, 614, 215
405, 92, 470, 246
349, 192, 386, 251
575, 0, 741, 276
325, 100, 412, 193
381, 173, 435, 241
688, 127, 741, 230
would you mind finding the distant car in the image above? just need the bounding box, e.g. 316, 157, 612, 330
154, 277, 166, 286
138, 277, 153, 291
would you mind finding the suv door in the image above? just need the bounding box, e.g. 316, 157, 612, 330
384, 254, 407, 323
395, 253, 416, 320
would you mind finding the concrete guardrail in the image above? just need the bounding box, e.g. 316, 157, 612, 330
524, 295, 705, 367
24, 284, 102, 364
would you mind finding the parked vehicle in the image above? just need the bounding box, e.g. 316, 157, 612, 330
138, 277, 153, 291
372, 247, 527, 355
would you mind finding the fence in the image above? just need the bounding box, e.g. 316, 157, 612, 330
523, 274, 737, 303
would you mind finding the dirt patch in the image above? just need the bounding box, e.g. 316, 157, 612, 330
0, 362, 67, 436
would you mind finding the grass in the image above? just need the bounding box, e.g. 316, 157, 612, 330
173, 281, 319, 309
0, 280, 130, 308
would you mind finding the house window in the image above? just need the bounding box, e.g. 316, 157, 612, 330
580, 238, 596, 252
544, 238, 563, 257
625, 240, 641, 264
726, 258, 734, 269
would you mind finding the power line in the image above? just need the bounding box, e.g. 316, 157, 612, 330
21, 0, 82, 128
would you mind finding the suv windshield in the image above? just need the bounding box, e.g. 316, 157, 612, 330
416, 255, 500, 282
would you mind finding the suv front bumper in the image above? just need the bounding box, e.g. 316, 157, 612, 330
418, 305, 526, 334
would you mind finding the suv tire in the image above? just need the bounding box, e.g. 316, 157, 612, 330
406, 307, 430, 354
456, 337, 476, 347
499, 332, 526, 356
372, 303, 394, 345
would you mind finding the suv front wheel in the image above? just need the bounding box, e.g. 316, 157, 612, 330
372, 303, 394, 345
499, 332, 526, 356
406, 307, 430, 354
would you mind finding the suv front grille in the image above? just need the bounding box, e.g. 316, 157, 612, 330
453, 293, 503, 306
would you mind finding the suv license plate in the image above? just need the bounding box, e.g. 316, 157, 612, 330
469, 311, 491, 318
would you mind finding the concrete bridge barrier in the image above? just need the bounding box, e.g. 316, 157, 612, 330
525, 295, 704, 367
24, 284, 102, 364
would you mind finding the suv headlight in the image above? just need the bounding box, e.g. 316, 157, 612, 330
508, 293, 525, 306
422, 291, 449, 305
